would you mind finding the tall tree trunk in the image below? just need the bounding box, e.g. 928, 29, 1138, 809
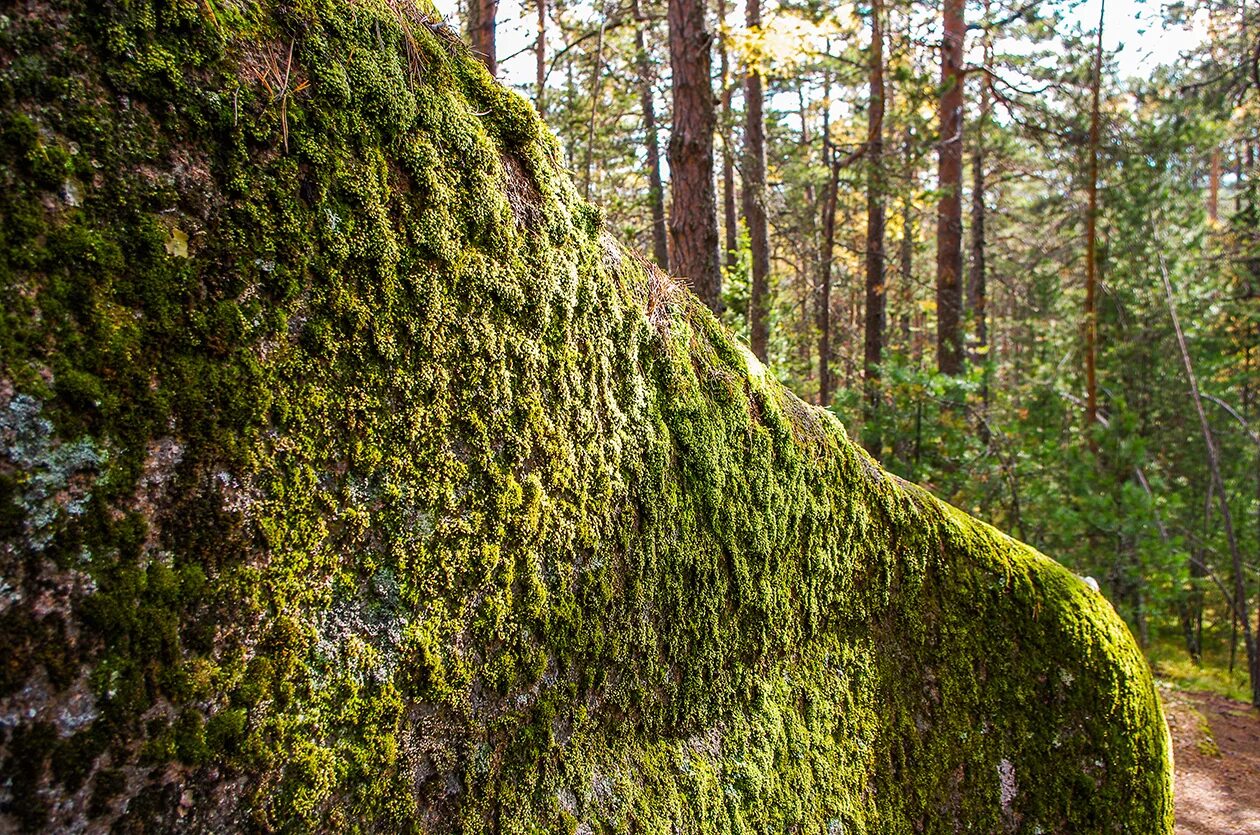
819, 147, 841, 408
848, 282, 861, 388
469, 0, 498, 76
535, 0, 546, 110
901, 124, 915, 358
969, 100, 988, 364
863, 0, 886, 454
896, 8, 915, 361
668, 0, 722, 311
634, 0, 669, 269
1248, 142, 1260, 291
718, 0, 739, 271
564, 53, 576, 167
969, 0, 991, 441
797, 87, 816, 227
1208, 146, 1221, 222
935, 0, 965, 375
1084, 0, 1104, 439
583, 15, 607, 201
744, 0, 771, 360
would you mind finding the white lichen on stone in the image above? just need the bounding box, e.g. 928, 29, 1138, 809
999, 757, 1018, 829
1, 392, 103, 552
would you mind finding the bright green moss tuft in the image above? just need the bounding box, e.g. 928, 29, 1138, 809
0, 0, 1171, 832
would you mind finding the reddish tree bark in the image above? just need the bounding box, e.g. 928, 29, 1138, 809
863, 0, 886, 451
469, 0, 498, 76
935, 0, 965, 375
668, 0, 722, 311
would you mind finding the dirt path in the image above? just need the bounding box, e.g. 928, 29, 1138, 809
1162, 686, 1260, 834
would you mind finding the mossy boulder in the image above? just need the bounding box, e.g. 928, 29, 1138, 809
0, 1, 1172, 832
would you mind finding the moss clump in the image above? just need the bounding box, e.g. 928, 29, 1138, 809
0, 0, 1172, 832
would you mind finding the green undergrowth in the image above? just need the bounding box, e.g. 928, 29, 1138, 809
0, 0, 1171, 832
1146, 628, 1253, 703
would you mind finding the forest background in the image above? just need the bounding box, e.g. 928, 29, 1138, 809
432, 0, 1260, 706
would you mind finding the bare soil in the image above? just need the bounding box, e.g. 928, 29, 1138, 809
1163, 686, 1260, 834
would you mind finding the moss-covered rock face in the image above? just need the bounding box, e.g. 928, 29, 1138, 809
0, 1, 1171, 831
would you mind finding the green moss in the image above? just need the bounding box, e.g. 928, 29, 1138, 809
0, 0, 1171, 832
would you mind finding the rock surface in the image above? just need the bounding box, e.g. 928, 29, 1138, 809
0, 1, 1172, 831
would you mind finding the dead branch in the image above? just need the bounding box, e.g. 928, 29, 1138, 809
1156, 239, 1259, 705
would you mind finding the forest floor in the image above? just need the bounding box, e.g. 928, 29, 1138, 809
1163, 684, 1260, 833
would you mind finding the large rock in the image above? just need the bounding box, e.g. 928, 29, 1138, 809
0, 1, 1172, 831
